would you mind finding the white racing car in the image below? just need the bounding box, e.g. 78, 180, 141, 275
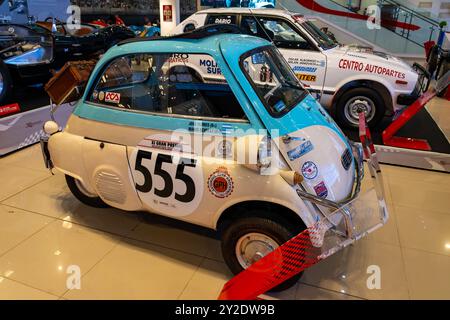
172, 8, 430, 128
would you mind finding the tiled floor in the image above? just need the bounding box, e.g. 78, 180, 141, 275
0, 144, 449, 300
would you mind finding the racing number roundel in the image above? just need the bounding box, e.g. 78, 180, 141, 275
130, 136, 204, 217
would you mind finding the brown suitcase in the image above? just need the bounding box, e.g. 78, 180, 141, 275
45, 60, 97, 105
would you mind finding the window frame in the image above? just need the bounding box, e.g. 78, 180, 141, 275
240, 15, 320, 52
239, 45, 308, 119
84, 52, 251, 124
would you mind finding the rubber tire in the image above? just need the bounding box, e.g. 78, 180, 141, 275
221, 215, 306, 292
335, 87, 385, 129
65, 175, 108, 208
0, 60, 13, 106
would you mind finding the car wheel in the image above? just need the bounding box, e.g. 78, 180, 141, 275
65, 175, 108, 208
221, 215, 306, 292
335, 87, 385, 129
0, 60, 13, 106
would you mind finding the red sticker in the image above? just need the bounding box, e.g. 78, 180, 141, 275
0, 103, 20, 116
208, 167, 234, 198
105, 92, 121, 104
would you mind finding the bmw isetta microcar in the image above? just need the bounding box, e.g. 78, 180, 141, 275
41, 25, 388, 291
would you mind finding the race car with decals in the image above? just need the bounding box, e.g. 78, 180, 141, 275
0, 22, 134, 106
40, 25, 388, 291
172, 8, 430, 128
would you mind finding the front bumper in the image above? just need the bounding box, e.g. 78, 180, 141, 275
296, 141, 388, 257
397, 63, 431, 106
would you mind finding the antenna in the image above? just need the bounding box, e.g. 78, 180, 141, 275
248, 8, 275, 46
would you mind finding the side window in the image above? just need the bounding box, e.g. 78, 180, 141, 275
241, 16, 315, 50
88, 53, 247, 121
206, 14, 237, 26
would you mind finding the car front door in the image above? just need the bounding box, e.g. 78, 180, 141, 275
240, 15, 327, 99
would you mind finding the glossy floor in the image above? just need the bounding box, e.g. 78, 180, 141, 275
0, 144, 449, 300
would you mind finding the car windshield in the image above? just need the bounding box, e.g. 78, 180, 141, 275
297, 18, 338, 50
241, 47, 307, 117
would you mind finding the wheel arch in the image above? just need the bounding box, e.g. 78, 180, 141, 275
331, 79, 393, 114
215, 200, 307, 234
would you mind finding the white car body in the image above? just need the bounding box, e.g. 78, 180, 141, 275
172, 8, 428, 127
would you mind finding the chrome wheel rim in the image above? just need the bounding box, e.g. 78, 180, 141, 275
344, 96, 376, 126
74, 179, 97, 198
235, 233, 279, 269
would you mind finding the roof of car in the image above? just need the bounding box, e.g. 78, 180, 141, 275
198, 8, 295, 18
108, 25, 271, 62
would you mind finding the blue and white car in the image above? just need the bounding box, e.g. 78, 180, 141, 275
41, 25, 388, 291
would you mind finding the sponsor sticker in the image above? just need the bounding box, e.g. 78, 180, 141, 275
274, 100, 286, 112
92, 91, 99, 100
287, 141, 314, 161
0, 103, 20, 117
98, 91, 105, 101
314, 181, 328, 198
208, 167, 234, 198
105, 92, 121, 104
301, 161, 318, 180
296, 74, 317, 82
293, 66, 317, 73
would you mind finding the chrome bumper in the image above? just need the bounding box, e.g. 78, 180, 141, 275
296, 138, 388, 255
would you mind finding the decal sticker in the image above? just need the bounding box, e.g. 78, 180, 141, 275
313, 181, 328, 198
208, 167, 234, 199
282, 135, 306, 144
92, 91, 99, 100
168, 53, 189, 63
338, 59, 406, 79
215, 18, 232, 24
104, 92, 121, 104
274, 100, 286, 113
0, 103, 20, 117
199, 59, 222, 75
131, 134, 202, 217
292, 66, 317, 73
98, 91, 105, 101
288, 57, 325, 67
217, 140, 233, 158
301, 161, 318, 180
287, 141, 314, 161
296, 74, 317, 82
139, 138, 187, 153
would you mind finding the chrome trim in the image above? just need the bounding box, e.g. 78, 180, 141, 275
84, 101, 251, 124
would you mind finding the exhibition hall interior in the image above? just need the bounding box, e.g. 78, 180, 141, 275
0, 0, 449, 301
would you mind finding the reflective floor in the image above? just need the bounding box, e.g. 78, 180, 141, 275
0, 144, 449, 300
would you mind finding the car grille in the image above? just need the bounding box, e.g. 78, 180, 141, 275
341, 148, 353, 171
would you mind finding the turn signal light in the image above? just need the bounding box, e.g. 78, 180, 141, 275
395, 80, 408, 85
